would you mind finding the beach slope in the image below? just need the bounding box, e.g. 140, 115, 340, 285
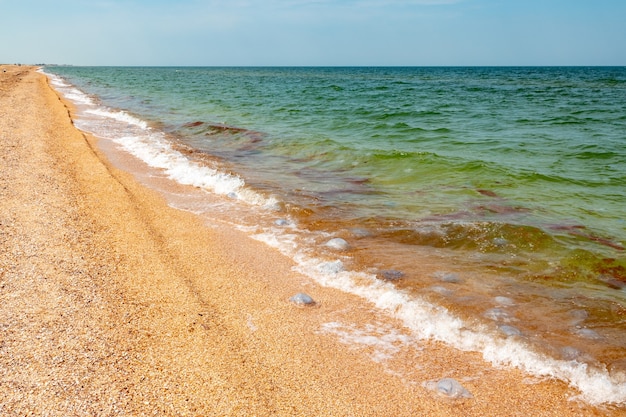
0, 66, 610, 416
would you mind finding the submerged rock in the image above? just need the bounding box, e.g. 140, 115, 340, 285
492, 237, 509, 247
561, 346, 583, 360
433, 271, 461, 283
325, 237, 350, 250
568, 309, 589, 325
572, 327, 602, 340
499, 324, 522, 337
484, 308, 512, 322
477, 188, 498, 197
378, 269, 405, 281
289, 293, 315, 306
350, 228, 371, 238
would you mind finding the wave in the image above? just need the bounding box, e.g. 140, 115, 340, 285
43, 71, 278, 210
251, 228, 626, 407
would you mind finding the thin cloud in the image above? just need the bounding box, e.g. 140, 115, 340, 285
226, 0, 464, 8
355, 0, 463, 5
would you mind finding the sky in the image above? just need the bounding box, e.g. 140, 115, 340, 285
1, 0, 625, 66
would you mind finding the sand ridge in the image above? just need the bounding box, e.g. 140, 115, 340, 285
0, 65, 613, 416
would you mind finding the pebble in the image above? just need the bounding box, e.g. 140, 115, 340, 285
378, 269, 405, 281
492, 237, 509, 247
573, 327, 601, 340
561, 346, 582, 360
499, 325, 522, 337
425, 378, 473, 399
289, 293, 315, 306
568, 309, 588, 325
350, 228, 371, 238
434, 272, 461, 283
484, 308, 512, 322
325, 238, 350, 250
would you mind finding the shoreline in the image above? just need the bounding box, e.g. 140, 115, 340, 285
0, 65, 614, 415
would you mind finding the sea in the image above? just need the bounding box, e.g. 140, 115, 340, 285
42, 66, 626, 407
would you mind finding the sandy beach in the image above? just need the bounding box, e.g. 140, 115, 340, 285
0, 65, 616, 416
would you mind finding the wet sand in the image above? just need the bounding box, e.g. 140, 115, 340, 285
0, 65, 614, 416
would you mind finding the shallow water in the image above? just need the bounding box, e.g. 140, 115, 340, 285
44, 66, 626, 406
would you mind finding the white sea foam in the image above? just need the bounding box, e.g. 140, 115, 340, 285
64, 88, 95, 106
115, 134, 245, 194
43, 70, 278, 209
86, 108, 149, 129
43, 71, 95, 105
112, 131, 277, 208
251, 229, 626, 407
319, 321, 413, 363
46, 74, 70, 88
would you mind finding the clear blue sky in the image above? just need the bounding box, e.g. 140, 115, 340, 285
2, 0, 625, 66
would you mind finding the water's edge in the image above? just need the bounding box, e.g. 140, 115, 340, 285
42, 67, 626, 407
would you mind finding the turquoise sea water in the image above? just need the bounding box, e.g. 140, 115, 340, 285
44, 66, 626, 406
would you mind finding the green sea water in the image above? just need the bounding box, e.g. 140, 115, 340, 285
52, 66, 626, 274
45, 66, 626, 405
